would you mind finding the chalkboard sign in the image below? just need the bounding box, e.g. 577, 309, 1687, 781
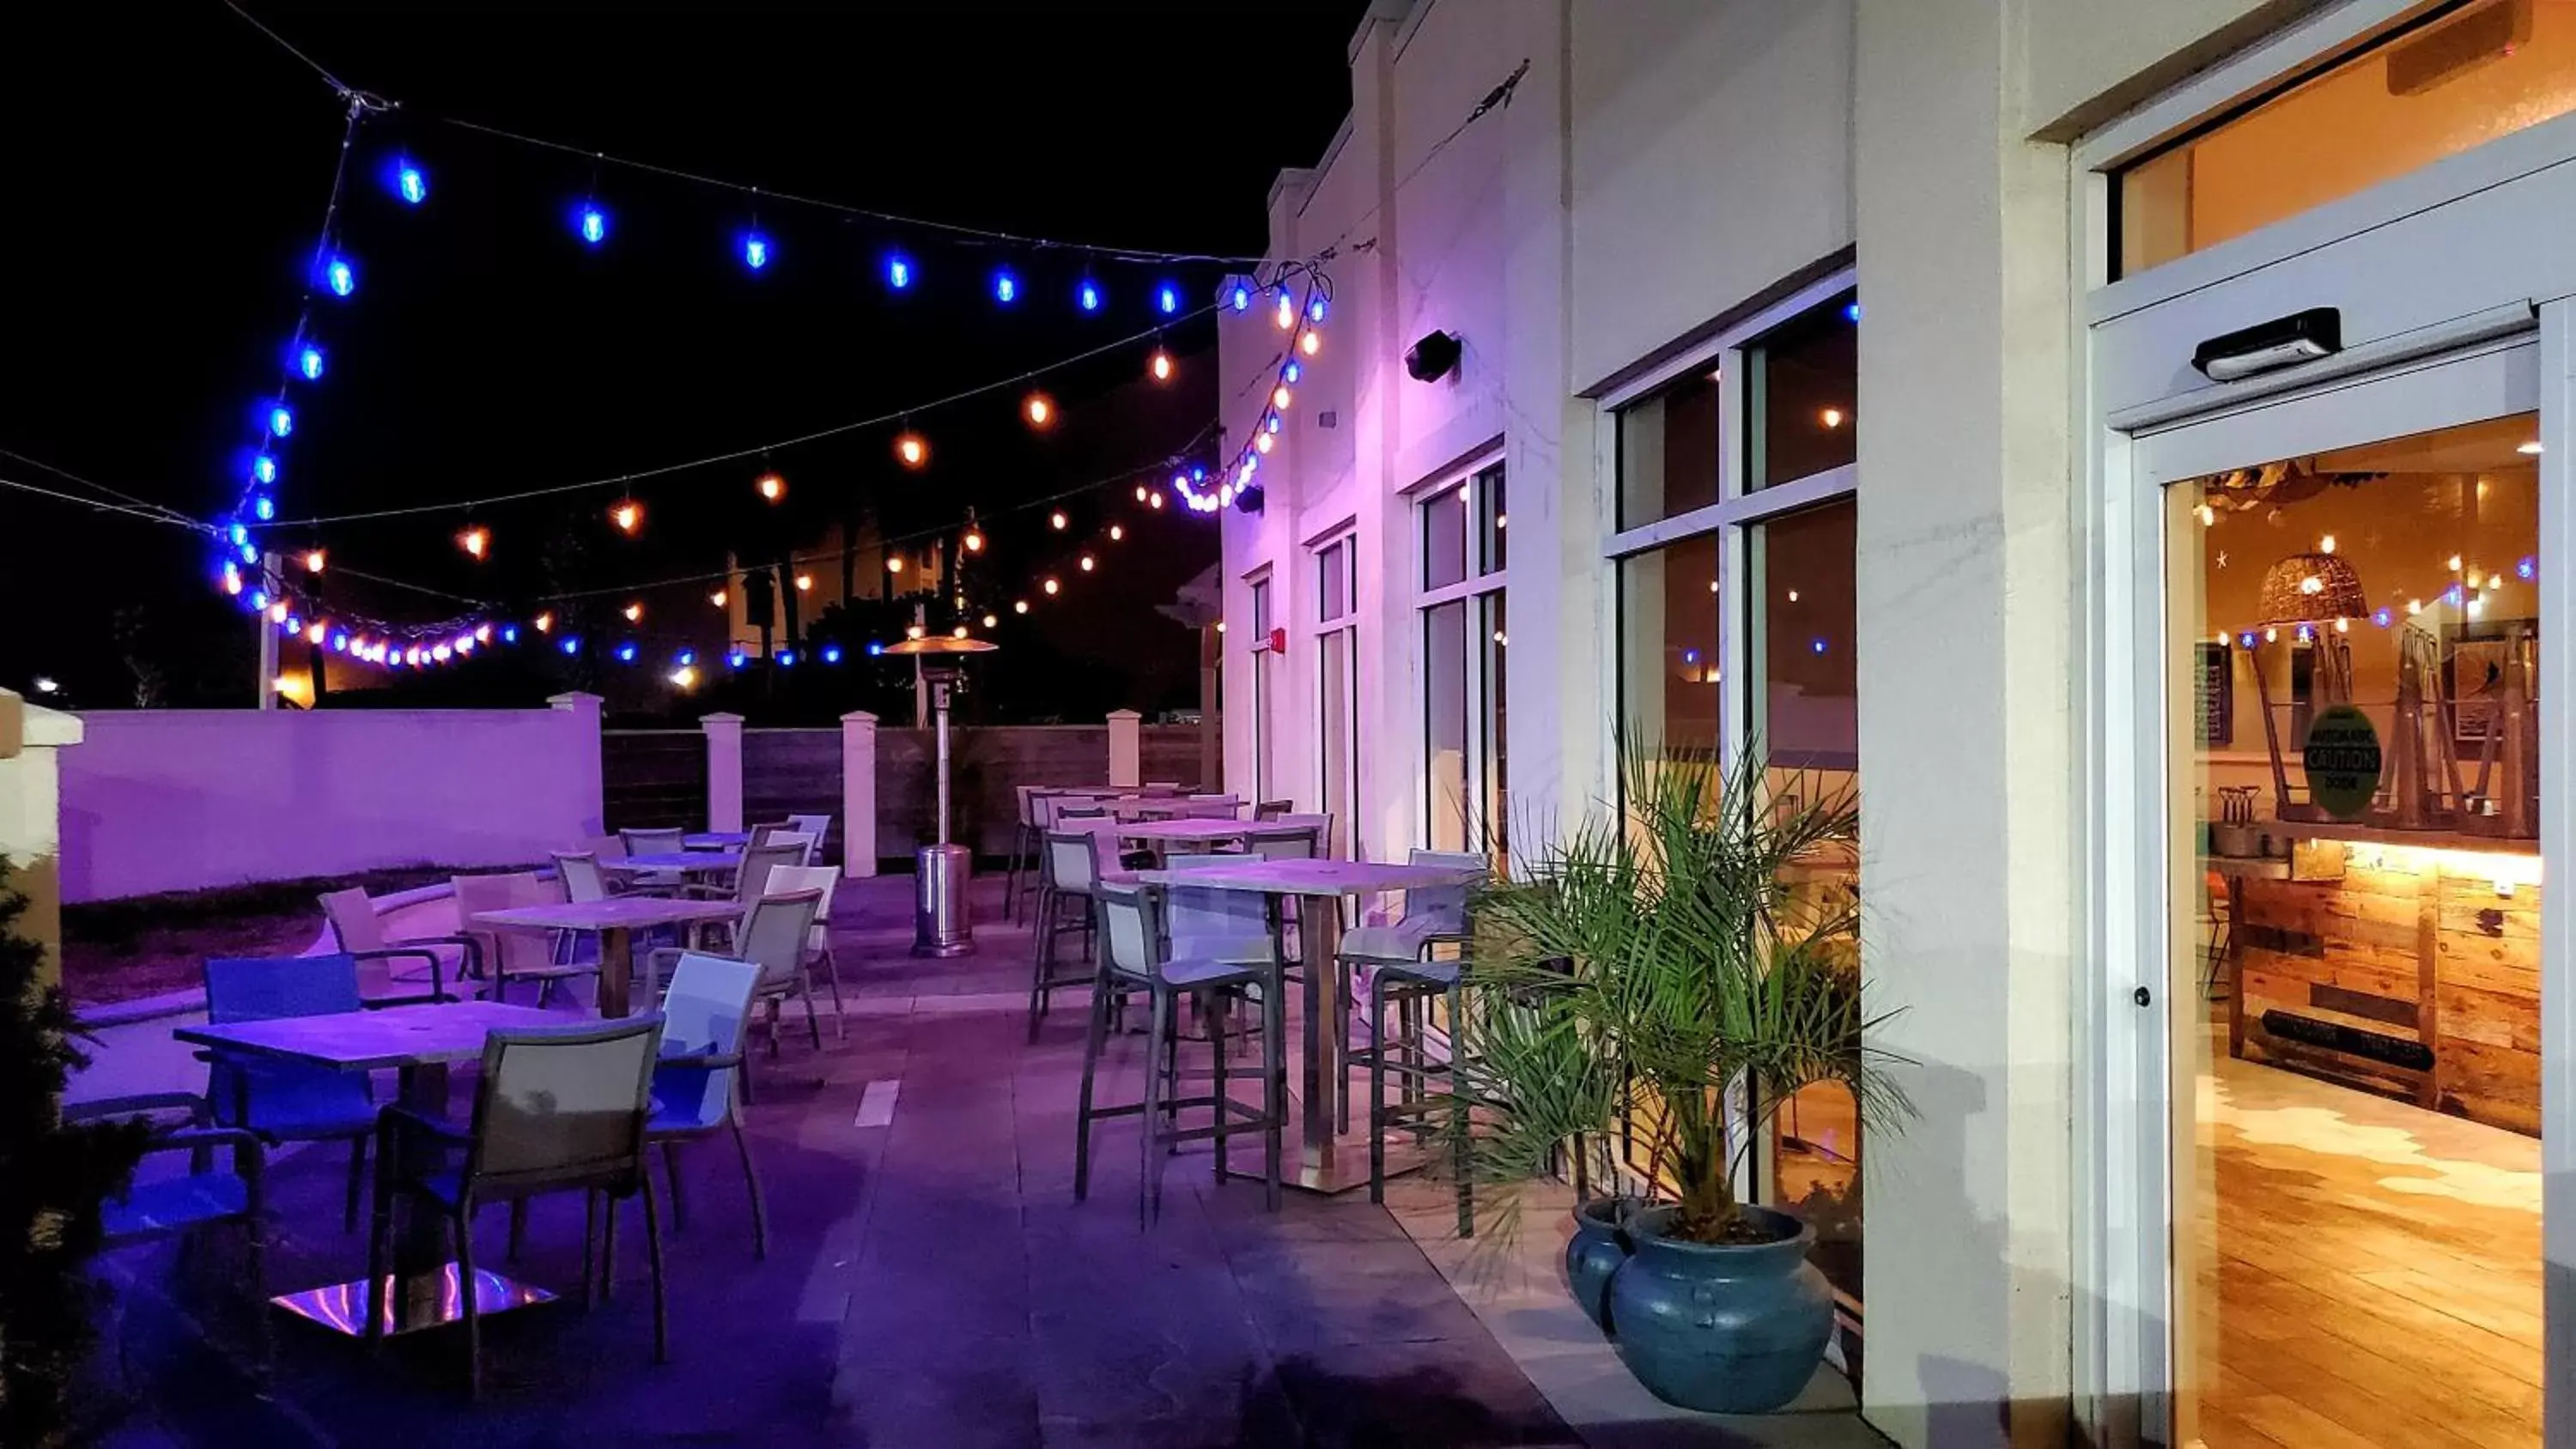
2195, 641, 2233, 748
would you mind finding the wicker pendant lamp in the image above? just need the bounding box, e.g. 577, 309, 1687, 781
2255, 551, 2367, 627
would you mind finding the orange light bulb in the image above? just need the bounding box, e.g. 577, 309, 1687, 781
895, 433, 927, 469
611, 501, 641, 534
1108, 524, 1123, 542
457, 525, 489, 560
623, 602, 643, 622
963, 530, 985, 553
1272, 385, 1292, 409
303, 549, 326, 573
1149, 349, 1173, 382
1042, 578, 1060, 596
1298, 328, 1320, 356
1079, 555, 1096, 573
1049, 510, 1068, 530
533, 611, 554, 633
756, 471, 785, 501
710, 589, 728, 608
794, 573, 812, 592
1024, 393, 1054, 427
888, 555, 905, 574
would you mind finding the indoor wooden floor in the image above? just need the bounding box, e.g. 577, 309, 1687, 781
2192, 1046, 2543, 1449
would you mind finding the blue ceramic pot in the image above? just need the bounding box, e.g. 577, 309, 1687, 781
1564, 1197, 1635, 1331
1607, 1203, 1831, 1414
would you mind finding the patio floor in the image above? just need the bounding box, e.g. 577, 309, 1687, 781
89, 876, 1882, 1448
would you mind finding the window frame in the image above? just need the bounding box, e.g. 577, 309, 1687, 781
1414, 455, 1510, 856
1312, 530, 1362, 858
1245, 568, 1276, 809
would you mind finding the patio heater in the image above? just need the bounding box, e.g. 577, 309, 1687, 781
884, 634, 996, 957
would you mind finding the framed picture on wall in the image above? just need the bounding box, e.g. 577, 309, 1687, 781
2445, 621, 2526, 747
2194, 641, 2233, 748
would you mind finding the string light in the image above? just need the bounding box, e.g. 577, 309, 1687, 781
297, 345, 326, 381
1158, 283, 1179, 314
252, 454, 277, 487
742, 231, 771, 270
578, 203, 609, 246
1272, 385, 1292, 410
822, 644, 843, 664
1146, 491, 1162, 510
1042, 577, 1060, 595
1150, 349, 1174, 381
1274, 292, 1296, 330
623, 602, 643, 622
886, 253, 912, 289
325, 256, 355, 297
1231, 284, 1251, 312
1049, 510, 1069, 530
1135, 485, 1149, 502
1078, 279, 1103, 312
1284, 361, 1301, 384
981, 613, 998, 627
1298, 329, 1320, 356
895, 432, 927, 469
611, 500, 642, 533
794, 572, 812, 591
302, 549, 326, 573
617, 642, 638, 663
267, 403, 295, 439
1014, 600, 1029, 614
888, 555, 905, 574
710, 588, 727, 607
1307, 296, 1327, 323
756, 470, 786, 502
533, 610, 554, 633
1079, 555, 1096, 572
670, 664, 699, 688
1024, 393, 1054, 427
994, 270, 1018, 304
457, 524, 489, 560
395, 161, 428, 206
1255, 432, 1274, 455
963, 526, 985, 553
1108, 524, 1123, 542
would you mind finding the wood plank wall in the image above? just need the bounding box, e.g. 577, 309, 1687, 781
600, 730, 708, 832
2234, 859, 2541, 1134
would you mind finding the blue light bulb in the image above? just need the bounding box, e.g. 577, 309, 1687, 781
1265, 415, 1281, 434
1158, 283, 1178, 314
267, 403, 295, 438
251, 591, 268, 609
887, 254, 911, 289
252, 454, 277, 486
778, 649, 797, 667
298, 345, 325, 381
1845, 301, 1863, 323
501, 625, 519, 644
1308, 296, 1327, 323
331, 632, 349, 652
677, 650, 695, 667
1190, 466, 1205, 482
866, 642, 884, 657
229, 523, 248, 547
396, 164, 428, 205
1283, 361, 1301, 383
578, 205, 608, 246
239, 543, 259, 565
326, 257, 355, 297
616, 642, 638, 663
2239, 632, 2257, 649
822, 644, 843, 664
1811, 639, 1829, 655
1230, 285, 1250, 312
253, 494, 275, 521
2372, 608, 2393, 627
743, 233, 770, 270
727, 651, 747, 669
561, 636, 580, 656
2520, 556, 2538, 579
994, 270, 1018, 304
1079, 281, 1101, 312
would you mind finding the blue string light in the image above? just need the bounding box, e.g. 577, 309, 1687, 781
297, 345, 325, 381
822, 644, 843, 664
1283, 361, 1301, 383
577, 203, 609, 246
1307, 296, 1327, 323
1158, 283, 1179, 315
993, 270, 1018, 304
501, 625, 519, 644
1845, 301, 1862, 323
727, 651, 748, 670
777, 649, 797, 667
1230, 285, 1250, 312
743, 232, 771, 270
325, 257, 355, 297
395, 162, 428, 206
1078, 280, 1102, 312
266, 403, 295, 439
886, 254, 912, 289
616, 641, 638, 663
252, 494, 275, 521
561, 636, 581, 656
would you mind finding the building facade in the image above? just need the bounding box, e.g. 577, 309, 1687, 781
1217, 2, 2576, 1444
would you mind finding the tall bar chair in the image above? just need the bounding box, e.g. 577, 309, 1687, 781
1345, 850, 1485, 1235
1074, 881, 1287, 1223
1028, 826, 1118, 1039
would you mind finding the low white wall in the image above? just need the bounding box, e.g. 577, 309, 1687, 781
58, 695, 604, 902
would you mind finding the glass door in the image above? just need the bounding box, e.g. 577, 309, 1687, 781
2124, 336, 2557, 1449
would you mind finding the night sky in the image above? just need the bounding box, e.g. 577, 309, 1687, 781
0, 2, 1369, 722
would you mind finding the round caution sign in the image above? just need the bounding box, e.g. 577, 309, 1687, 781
2302, 704, 2382, 822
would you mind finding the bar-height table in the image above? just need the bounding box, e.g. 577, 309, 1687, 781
175, 1000, 570, 1335
1140, 856, 1479, 1192
468, 896, 746, 1016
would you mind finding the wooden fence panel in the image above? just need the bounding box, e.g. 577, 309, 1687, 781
742, 728, 845, 862
601, 731, 705, 833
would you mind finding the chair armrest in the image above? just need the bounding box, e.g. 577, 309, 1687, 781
64, 1092, 210, 1125
659, 1051, 744, 1070
150, 1125, 266, 1157
361, 991, 453, 1009
355, 939, 481, 998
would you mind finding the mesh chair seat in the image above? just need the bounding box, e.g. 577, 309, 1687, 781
101, 1171, 252, 1237
220, 1064, 377, 1137
1374, 955, 1461, 988
1339, 919, 1461, 963
1151, 955, 1273, 991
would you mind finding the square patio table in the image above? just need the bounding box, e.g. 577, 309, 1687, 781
175, 1001, 572, 1336
1139, 857, 1479, 1192
601, 849, 742, 879
682, 832, 750, 851
468, 897, 746, 1017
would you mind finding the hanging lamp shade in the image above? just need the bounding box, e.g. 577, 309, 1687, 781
2255, 552, 2367, 627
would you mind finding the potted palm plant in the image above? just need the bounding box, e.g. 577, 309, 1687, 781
1460, 744, 1906, 1413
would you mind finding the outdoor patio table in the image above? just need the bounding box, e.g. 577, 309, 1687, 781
682, 831, 750, 851
467, 896, 745, 1017
601, 850, 743, 880
174, 1000, 568, 1337
1139, 856, 1479, 1193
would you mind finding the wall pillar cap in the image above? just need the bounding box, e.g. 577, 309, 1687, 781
840, 710, 879, 727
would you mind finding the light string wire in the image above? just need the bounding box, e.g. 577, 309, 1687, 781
0, 446, 216, 532
0, 473, 218, 534
222, 0, 1269, 267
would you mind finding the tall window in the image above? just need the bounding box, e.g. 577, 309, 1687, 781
1419, 461, 1509, 864
1248, 573, 1276, 807
1315, 535, 1359, 858
1607, 280, 1864, 1328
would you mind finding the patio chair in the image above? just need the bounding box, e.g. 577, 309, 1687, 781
763, 830, 819, 867
679, 840, 808, 950
368, 1016, 669, 1397
1180, 796, 1245, 820
317, 887, 479, 1002
1340, 849, 1484, 1175
65, 1092, 270, 1367
762, 864, 847, 1042
453, 871, 600, 1008
1254, 800, 1295, 821
1075, 882, 1286, 1224
1029, 828, 1119, 1039
647, 953, 769, 1258
203, 952, 436, 1231
645, 888, 827, 1056
619, 828, 690, 891
1246, 821, 1324, 861
785, 813, 834, 858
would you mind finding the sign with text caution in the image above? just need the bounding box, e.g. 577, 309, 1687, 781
2302, 704, 2383, 822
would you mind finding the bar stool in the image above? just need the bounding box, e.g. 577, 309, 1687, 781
1075, 881, 1286, 1224
1028, 828, 1116, 1039
1005, 787, 1043, 922
1343, 850, 1484, 1235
